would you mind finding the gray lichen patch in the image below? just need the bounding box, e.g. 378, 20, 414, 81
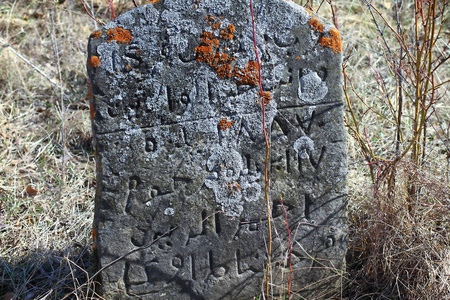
294, 136, 315, 160
205, 146, 261, 217
298, 70, 329, 104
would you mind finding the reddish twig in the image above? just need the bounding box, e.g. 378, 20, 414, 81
79, 0, 105, 25
107, 0, 117, 20
249, 0, 272, 297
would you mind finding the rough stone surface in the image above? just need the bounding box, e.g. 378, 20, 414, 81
87, 0, 347, 299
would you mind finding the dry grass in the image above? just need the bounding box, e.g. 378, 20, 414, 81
346, 160, 450, 299
0, 0, 105, 298
0, 248, 96, 299
330, 0, 450, 299
0, 0, 449, 299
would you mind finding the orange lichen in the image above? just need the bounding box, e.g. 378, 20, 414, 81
195, 33, 217, 63
195, 30, 235, 78
205, 15, 222, 31
308, 18, 342, 53
220, 24, 235, 40
195, 45, 213, 63
211, 21, 221, 30
227, 181, 242, 193
195, 16, 258, 85
107, 27, 133, 44
88, 56, 101, 68
205, 15, 217, 26
319, 28, 342, 53
258, 91, 273, 106
216, 63, 234, 78
235, 61, 259, 85
295, 56, 300, 60
218, 117, 236, 130
90, 30, 102, 39
308, 18, 324, 33
212, 53, 235, 77
125, 65, 131, 69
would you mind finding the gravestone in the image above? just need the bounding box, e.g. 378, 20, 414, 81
87, 0, 347, 299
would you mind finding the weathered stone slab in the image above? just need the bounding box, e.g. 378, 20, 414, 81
87, 0, 347, 299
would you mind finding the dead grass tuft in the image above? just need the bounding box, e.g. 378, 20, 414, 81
0, 0, 100, 298
346, 160, 450, 299
0, 247, 97, 299
309, 0, 450, 298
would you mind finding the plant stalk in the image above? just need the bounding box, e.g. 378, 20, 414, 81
249, 0, 272, 297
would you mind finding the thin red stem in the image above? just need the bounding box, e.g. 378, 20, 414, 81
107, 0, 117, 20
79, 0, 105, 25
249, 0, 272, 297
249, 0, 268, 140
